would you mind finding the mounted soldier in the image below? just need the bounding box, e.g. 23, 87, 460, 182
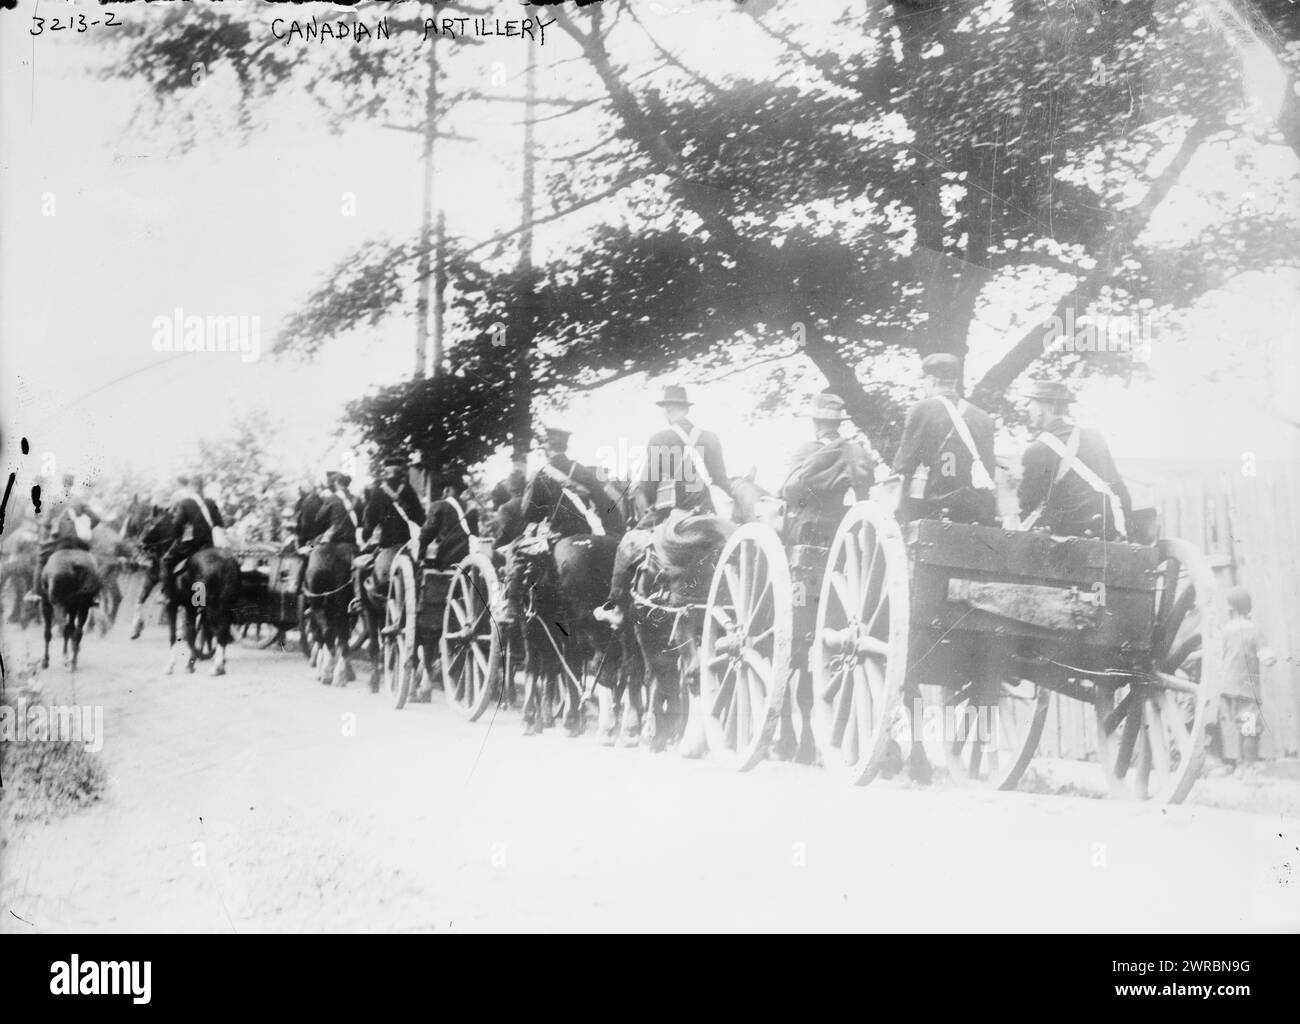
892, 353, 998, 526
418, 465, 480, 571
1018, 378, 1132, 541
159, 475, 227, 605
640, 384, 733, 523
311, 471, 362, 547
780, 391, 877, 547
353, 454, 426, 613
499, 427, 617, 625
28, 473, 101, 604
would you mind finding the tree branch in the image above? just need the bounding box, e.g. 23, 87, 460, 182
970, 119, 1212, 406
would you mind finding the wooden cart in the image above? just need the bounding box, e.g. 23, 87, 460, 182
701, 500, 1223, 803
380, 542, 502, 718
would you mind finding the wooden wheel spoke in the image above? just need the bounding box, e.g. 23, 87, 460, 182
829, 572, 854, 618
711, 663, 737, 720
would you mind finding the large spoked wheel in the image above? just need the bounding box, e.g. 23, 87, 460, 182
440, 553, 501, 721
382, 554, 418, 710
938, 678, 1050, 789
1094, 537, 1225, 803
810, 501, 909, 785
700, 524, 793, 771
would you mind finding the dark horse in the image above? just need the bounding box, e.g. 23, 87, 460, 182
140, 510, 240, 675
304, 540, 357, 687
603, 476, 769, 753
38, 548, 102, 671
516, 479, 643, 738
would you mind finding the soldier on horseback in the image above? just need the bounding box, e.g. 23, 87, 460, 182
1018, 378, 1132, 540
310, 471, 362, 547
498, 427, 618, 625
159, 475, 227, 606
29, 473, 101, 603
352, 454, 425, 614
418, 466, 480, 569
892, 353, 999, 526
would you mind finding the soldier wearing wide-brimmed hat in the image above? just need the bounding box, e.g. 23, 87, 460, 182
1018, 377, 1131, 539
891, 353, 998, 526
780, 391, 878, 546
639, 383, 734, 518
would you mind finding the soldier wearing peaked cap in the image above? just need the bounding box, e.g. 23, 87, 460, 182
352, 453, 425, 613
500, 427, 619, 624
892, 353, 999, 526
1018, 378, 1132, 540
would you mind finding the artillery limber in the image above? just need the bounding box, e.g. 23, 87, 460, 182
379, 539, 503, 717
701, 494, 1222, 803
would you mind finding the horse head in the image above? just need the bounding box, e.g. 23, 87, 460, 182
728, 475, 772, 525
138, 508, 177, 551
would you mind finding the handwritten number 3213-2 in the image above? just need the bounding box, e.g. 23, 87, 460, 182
31, 12, 121, 35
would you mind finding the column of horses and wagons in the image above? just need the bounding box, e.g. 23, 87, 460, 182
13, 353, 1225, 805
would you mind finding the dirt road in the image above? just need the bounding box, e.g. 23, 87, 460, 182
2, 623, 1296, 932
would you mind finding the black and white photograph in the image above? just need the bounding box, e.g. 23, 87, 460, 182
1, 0, 1298, 953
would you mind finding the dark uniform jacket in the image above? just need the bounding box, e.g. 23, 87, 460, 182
1018, 420, 1132, 538
892, 395, 997, 525
781, 435, 876, 545
640, 419, 732, 515
363, 482, 425, 549
172, 494, 224, 549
522, 455, 608, 539
419, 498, 479, 570
312, 492, 360, 546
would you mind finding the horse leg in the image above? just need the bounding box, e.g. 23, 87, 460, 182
366, 605, 382, 693
521, 663, 542, 736
332, 614, 352, 688
41, 597, 53, 669
70, 606, 88, 672
213, 612, 230, 676
164, 601, 182, 675
131, 573, 155, 639
184, 609, 198, 673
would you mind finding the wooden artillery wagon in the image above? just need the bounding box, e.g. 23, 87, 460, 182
701, 498, 1223, 803
379, 541, 503, 717
227, 548, 310, 647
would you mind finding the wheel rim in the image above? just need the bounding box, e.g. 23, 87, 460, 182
939, 678, 1049, 788
440, 555, 500, 721
810, 501, 908, 785
700, 524, 792, 770
1094, 537, 1223, 803
383, 568, 410, 708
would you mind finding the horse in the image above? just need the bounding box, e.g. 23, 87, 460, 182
303, 540, 357, 687
516, 478, 643, 738
604, 476, 770, 753
38, 548, 102, 671
140, 510, 240, 675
